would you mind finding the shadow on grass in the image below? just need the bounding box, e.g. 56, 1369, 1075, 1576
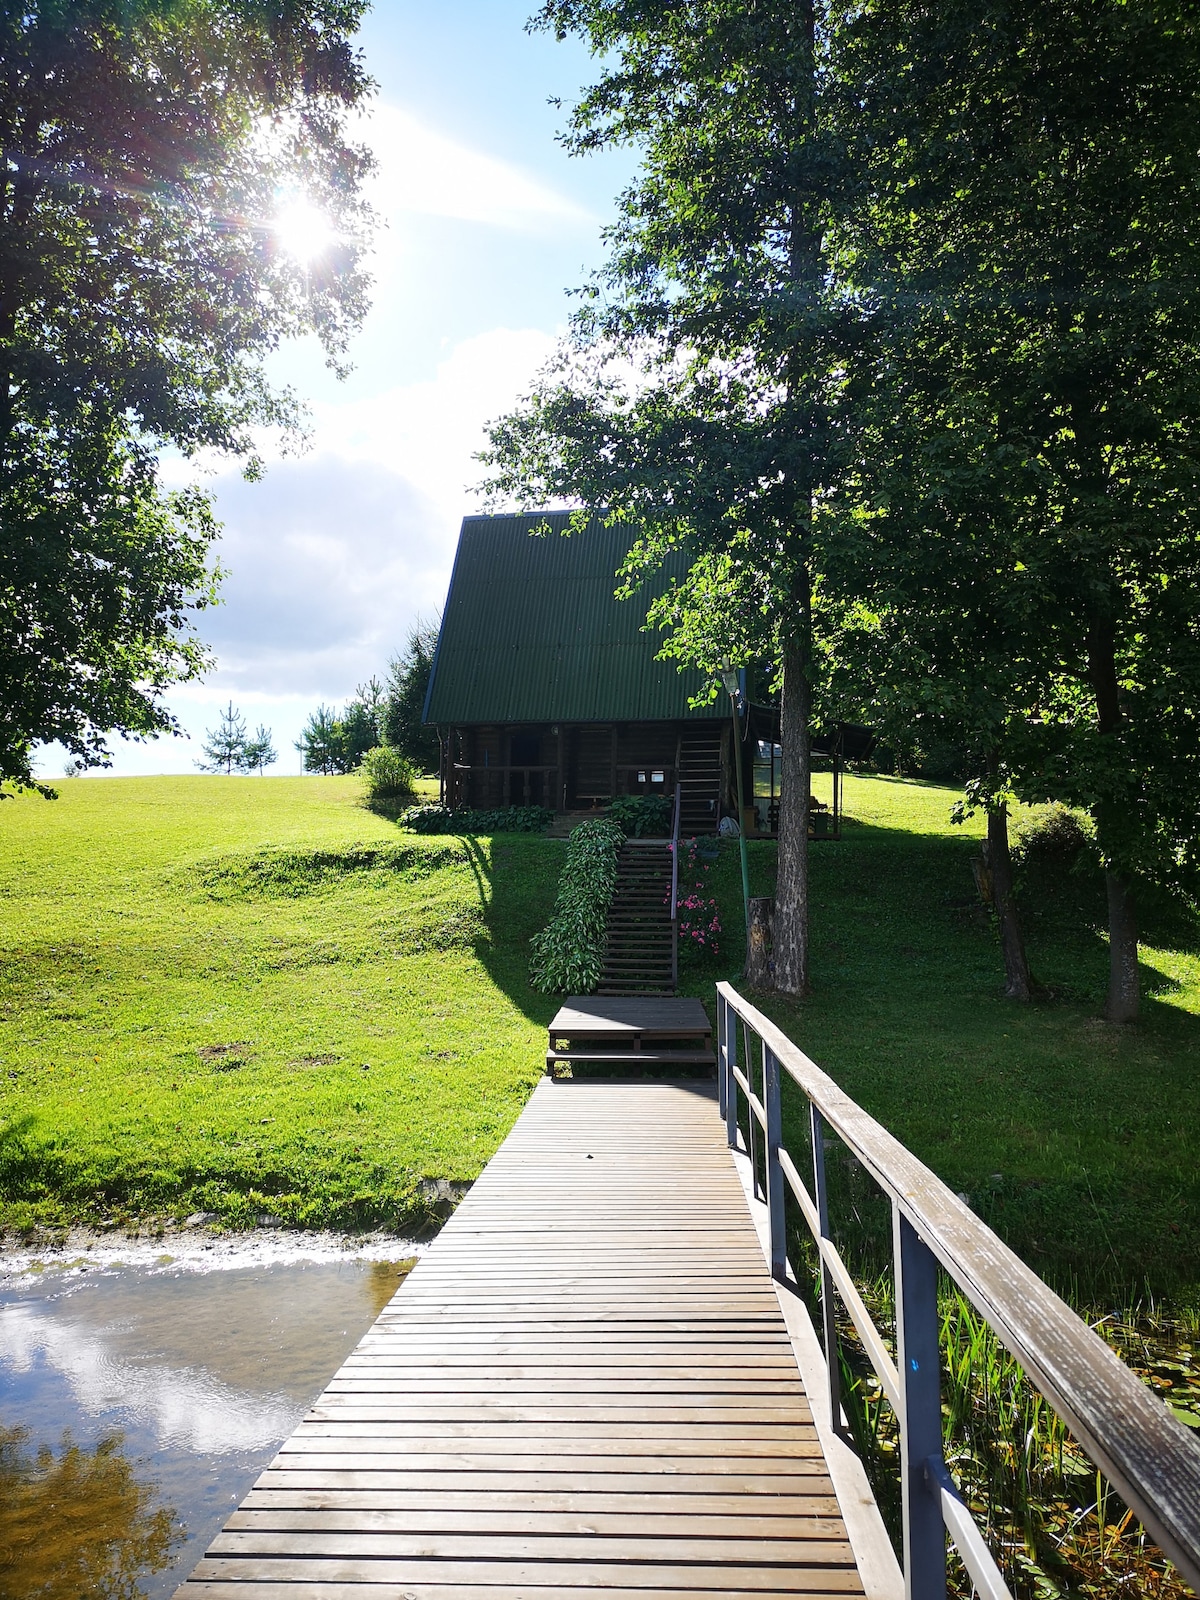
450, 833, 564, 1031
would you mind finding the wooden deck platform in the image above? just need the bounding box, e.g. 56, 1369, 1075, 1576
175, 1078, 869, 1599
546, 996, 715, 1073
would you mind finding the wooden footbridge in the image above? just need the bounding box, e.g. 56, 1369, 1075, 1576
176, 986, 1200, 1600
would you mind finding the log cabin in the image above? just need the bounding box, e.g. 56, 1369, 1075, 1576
423, 511, 868, 833
423, 512, 733, 832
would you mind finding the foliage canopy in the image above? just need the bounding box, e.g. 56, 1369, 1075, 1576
0, 0, 375, 791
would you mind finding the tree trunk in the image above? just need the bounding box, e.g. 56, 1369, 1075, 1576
986, 805, 1032, 1001
1105, 870, 1139, 1023
746, 896, 775, 989
774, 630, 810, 996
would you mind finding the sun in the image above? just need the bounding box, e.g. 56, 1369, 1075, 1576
272, 197, 336, 263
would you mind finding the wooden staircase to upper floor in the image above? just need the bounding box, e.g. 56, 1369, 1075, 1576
598, 838, 675, 995
677, 727, 723, 835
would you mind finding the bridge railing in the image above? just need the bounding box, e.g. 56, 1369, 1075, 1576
715, 980, 1200, 1600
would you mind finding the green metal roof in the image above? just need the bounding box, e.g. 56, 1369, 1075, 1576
424, 513, 719, 724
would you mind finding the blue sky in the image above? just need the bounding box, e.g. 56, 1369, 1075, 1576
49, 2, 633, 779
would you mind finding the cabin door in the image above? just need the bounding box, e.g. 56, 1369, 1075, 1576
569, 726, 613, 807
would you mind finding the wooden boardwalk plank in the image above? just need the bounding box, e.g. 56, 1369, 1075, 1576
173, 1079, 865, 1598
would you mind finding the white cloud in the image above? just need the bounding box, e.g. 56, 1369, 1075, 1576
1, 1300, 299, 1455
354, 101, 594, 234
194, 326, 558, 696
308, 326, 556, 514
46, 324, 560, 777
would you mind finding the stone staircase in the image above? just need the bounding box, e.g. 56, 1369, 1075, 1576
598, 839, 676, 995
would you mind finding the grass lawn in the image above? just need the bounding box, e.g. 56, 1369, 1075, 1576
0, 774, 562, 1235
1, 769, 1196, 1304
680, 773, 1200, 1303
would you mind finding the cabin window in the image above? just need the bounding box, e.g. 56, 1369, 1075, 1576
509, 733, 540, 766
754, 741, 782, 831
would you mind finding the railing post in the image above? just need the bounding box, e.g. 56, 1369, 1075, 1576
763, 1046, 786, 1281
894, 1204, 947, 1600
723, 1002, 738, 1148
810, 1105, 843, 1434
717, 990, 728, 1120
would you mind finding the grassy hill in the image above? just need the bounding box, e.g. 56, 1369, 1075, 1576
0, 775, 561, 1235
1, 770, 1197, 1301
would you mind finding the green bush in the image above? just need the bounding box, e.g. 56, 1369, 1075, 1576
1013, 805, 1094, 871
608, 793, 672, 837
398, 803, 553, 835
359, 745, 418, 799
529, 819, 624, 993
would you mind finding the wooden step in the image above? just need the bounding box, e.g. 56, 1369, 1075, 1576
546, 1049, 716, 1067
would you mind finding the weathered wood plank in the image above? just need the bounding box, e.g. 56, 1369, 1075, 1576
185, 1559, 862, 1591
182, 1582, 860, 1599
240, 1492, 845, 1516
252, 1467, 836, 1491
208, 1531, 859, 1563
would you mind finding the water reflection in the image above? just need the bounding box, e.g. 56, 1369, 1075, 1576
0, 1255, 414, 1599
1, 1425, 181, 1600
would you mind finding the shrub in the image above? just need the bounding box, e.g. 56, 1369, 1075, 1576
670, 838, 722, 953
608, 793, 672, 837
1013, 805, 1094, 872
398, 803, 553, 835
528, 819, 624, 993
359, 745, 418, 799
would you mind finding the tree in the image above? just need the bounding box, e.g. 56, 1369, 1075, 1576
198, 701, 248, 776
243, 725, 277, 776
822, 464, 1045, 1001
1, 0, 374, 794
484, 0, 849, 995
296, 689, 379, 776
337, 697, 379, 771
828, 0, 1200, 1021
383, 617, 441, 772
296, 705, 341, 776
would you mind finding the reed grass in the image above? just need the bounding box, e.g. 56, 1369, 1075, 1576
795, 1228, 1197, 1599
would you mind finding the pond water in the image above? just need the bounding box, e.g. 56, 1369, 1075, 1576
0, 1240, 417, 1599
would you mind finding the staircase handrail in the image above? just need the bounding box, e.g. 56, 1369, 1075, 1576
669, 782, 681, 921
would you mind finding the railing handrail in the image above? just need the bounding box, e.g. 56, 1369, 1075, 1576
716, 980, 1200, 1597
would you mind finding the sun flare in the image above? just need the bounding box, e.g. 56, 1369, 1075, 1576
272, 198, 336, 263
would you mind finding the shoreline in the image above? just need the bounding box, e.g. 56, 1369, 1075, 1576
0, 1222, 425, 1283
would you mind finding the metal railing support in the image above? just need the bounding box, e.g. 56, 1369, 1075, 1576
810, 1105, 844, 1435
894, 1205, 947, 1600
746, 1028, 761, 1199
724, 1003, 739, 1148
763, 1047, 786, 1280
716, 989, 728, 1121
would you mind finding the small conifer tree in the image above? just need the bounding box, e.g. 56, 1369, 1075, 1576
198, 702, 248, 775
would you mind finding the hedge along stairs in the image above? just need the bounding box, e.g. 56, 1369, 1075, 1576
529, 820, 624, 993
598, 838, 676, 995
